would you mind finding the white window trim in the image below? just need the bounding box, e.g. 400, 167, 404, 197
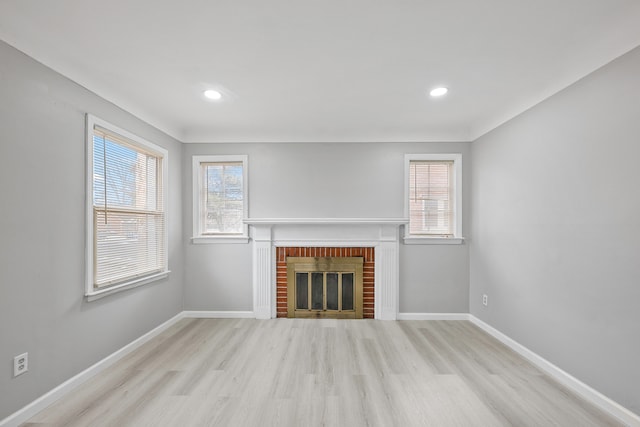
403, 153, 464, 245
192, 155, 249, 244
85, 114, 170, 301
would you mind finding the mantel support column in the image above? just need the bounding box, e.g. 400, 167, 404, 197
251, 225, 273, 319
375, 225, 400, 320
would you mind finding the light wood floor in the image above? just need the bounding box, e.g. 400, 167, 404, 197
24, 319, 623, 427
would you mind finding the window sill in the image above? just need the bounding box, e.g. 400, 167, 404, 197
403, 236, 465, 245
192, 235, 250, 244
86, 270, 170, 302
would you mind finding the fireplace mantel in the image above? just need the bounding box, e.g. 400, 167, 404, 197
245, 218, 407, 320
245, 218, 407, 225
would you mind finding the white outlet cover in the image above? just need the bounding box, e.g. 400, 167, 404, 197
14, 352, 28, 377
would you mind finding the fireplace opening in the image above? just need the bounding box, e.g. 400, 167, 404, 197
276, 247, 375, 318
287, 257, 363, 319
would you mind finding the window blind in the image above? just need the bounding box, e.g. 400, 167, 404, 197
409, 160, 454, 236
200, 162, 244, 234
92, 126, 166, 288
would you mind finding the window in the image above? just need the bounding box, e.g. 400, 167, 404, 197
192, 155, 249, 243
86, 115, 169, 299
404, 154, 463, 244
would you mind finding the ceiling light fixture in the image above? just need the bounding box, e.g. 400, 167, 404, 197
429, 87, 448, 97
203, 89, 222, 100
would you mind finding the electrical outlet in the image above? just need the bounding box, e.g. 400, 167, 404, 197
14, 353, 28, 377
482, 294, 488, 306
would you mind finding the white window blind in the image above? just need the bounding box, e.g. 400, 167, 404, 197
89, 120, 167, 291
200, 161, 244, 234
409, 160, 454, 236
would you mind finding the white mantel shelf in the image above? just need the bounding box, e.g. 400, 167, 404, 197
244, 218, 408, 225
247, 218, 405, 321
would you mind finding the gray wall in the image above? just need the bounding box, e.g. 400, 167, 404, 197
470, 46, 640, 413
182, 142, 471, 313
0, 42, 184, 419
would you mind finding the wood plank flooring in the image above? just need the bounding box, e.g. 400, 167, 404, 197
23, 319, 623, 426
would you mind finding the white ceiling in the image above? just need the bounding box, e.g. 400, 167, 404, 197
2, 0, 640, 143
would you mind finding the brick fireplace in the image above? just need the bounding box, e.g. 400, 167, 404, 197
245, 218, 406, 320
276, 246, 375, 318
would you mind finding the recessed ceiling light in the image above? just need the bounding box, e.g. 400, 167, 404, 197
429, 87, 448, 97
203, 89, 222, 100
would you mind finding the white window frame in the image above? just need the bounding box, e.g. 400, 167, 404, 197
85, 114, 170, 300
404, 153, 464, 245
192, 155, 249, 244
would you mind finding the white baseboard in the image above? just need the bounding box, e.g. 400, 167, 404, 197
182, 310, 255, 318
0, 312, 186, 427
469, 315, 640, 427
397, 312, 471, 320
